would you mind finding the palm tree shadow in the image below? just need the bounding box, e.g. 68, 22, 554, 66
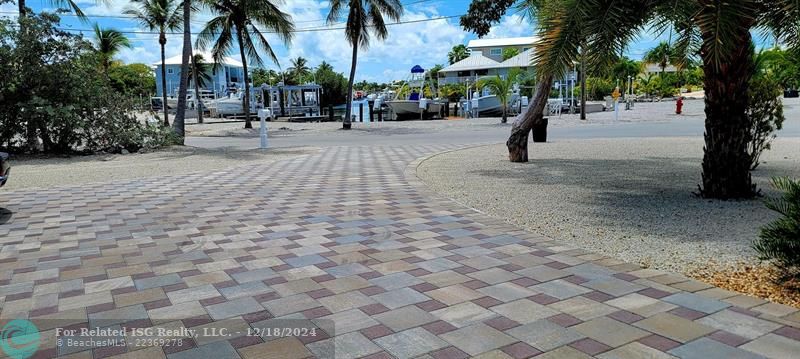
469, 156, 780, 245
0, 208, 12, 225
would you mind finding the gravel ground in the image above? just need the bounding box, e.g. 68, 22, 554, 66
6, 146, 317, 190
417, 137, 800, 274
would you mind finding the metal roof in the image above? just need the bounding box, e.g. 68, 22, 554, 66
439, 53, 501, 73
154, 51, 244, 67
496, 48, 534, 68
467, 36, 537, 49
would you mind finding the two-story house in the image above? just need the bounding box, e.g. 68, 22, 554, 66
438, 37, 538, 86
467, 36, 537, 62
154, 51, 247, 98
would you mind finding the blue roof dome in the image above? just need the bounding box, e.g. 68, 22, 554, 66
410, 65, 425, 73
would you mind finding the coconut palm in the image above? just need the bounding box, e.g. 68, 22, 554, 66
477, 68, 521, 124
93, 24, 131, 76
188, 54, 213, 89
461, 0, 800, 199
326, 0, 404, 130
288, 56, 311, 83
17, 0, 93, 18
644, 42, 679, 76
196, 0, 294, 129
448, 44, 469, 65
188, 53, 212, 124
124, 0, 183, 127
172, 0, 195, 141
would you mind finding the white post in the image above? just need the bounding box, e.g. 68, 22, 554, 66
614, 99, 620, 122
259, 113, 268, 149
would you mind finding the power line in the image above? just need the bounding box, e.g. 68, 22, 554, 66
0, 0, 444, 24
15, 14, 463, 36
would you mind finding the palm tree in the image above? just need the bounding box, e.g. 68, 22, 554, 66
93, 24, 131, 76
172, 0, 194, 141
124, 0, 183, 127
477, 68, 521, 124
197, 0, 294, 129
17, 0, 91, 18
448, 44, 469, 64
188, 53, 212, 124
327, 0, 404, 130
644, 42, 677, 76
288, 56, 311, 83
461, 0, 800, 199
188, 54, 213, 88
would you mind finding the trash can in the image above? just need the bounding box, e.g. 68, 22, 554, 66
785, 90, 799, 98
532, 117, 548, 142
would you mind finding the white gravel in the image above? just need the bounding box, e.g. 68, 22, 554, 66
6, 146, 317, 190
417, 137, 800, 274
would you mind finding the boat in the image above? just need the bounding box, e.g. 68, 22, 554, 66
461, 86, 522, 117
386, 65, 444, 120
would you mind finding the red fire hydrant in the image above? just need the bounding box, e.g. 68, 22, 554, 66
676, 97, 684, 115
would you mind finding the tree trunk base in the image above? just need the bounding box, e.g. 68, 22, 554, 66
343, 122, 351, 130
507, 127, 529, 162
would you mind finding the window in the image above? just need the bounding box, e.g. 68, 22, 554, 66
167, 68, 174, 75
523, 47, 530, 51
475, 69, 489, 76
490, 48, 502, 56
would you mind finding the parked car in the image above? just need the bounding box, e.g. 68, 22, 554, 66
0, 152, 9, 188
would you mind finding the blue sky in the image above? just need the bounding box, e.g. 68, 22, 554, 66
1, 0, 775, 82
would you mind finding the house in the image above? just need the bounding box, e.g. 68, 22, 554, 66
438, 48, 535, 86
438, 37, 540, 86
467, 36, 537, 62
153, 51, 247, 97
642, 63, 679, 74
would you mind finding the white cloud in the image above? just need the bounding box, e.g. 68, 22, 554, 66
485, 14, 533, 39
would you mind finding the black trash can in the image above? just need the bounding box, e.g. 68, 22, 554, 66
532, 117, 548, 143
785, 89, 799, 98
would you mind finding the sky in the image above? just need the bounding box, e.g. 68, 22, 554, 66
0, 0, 774, 82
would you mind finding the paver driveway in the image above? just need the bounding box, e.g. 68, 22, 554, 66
1, 144, 799, 359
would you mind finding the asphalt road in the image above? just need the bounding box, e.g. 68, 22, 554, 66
187, 115, 800, 150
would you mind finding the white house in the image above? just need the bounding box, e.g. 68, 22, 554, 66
154, 51, 247, 97
439, 37, 539, 86
466, 36, 537, 62
439, 49, 535, 86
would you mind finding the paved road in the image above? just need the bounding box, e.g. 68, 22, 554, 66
187, 115, 800, 150
2, 135, 799, 358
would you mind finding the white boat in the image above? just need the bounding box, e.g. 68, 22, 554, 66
385, 65, 444, 120
462, 88, 521, 117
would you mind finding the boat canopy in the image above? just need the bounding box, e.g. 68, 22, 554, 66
411, 65, 425, 73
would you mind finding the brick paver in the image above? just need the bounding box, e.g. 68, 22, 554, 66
1, 144, 799, 358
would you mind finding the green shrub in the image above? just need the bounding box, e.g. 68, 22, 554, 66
753, 177, 800, 282
0, 13, 178, 154
747, 76, 785, 170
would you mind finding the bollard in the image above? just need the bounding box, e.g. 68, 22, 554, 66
328, 104, 334, 122
259, 114, 268, 149
359, 102, 364, 122
368, 100, 374, 122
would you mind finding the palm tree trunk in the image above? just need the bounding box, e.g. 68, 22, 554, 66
699, 32, 756, 199
160, 37, 170, 127
191, 53, 204, 125
580, 52, 587, 120
501, 104, 507, 124
344, 36, 359, 130
236, 30, 253, 129
18, 0, 26, 17
173, 0, 191, 141
507, 75, 553, 162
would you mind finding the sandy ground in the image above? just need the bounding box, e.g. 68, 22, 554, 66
417, 137, 800, 274
6, 146, 317, 190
